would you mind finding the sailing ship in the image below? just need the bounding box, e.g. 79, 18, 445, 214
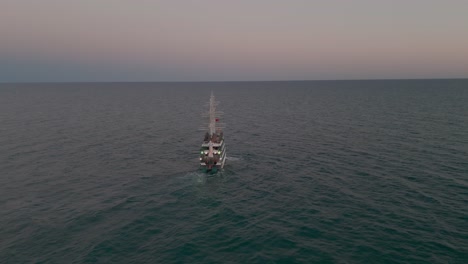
199, 93, 226, 172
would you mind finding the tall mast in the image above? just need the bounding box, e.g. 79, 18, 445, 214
209, 91, 216, 135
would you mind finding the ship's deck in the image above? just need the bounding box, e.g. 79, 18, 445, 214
201, 139, 224, 147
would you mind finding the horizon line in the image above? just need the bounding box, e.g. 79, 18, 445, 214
1, 77, 468, 84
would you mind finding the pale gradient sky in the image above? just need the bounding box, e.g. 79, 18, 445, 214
1, 0, 467, 81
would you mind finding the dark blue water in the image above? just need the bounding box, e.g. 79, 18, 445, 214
1, 80, 467, 263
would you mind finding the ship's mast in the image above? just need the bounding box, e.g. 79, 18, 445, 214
209, 91, 216, 135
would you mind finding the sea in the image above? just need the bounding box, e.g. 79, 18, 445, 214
1, 80, 467, 263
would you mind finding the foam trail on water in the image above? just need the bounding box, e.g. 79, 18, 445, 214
182, 171, 207, 184
226, 156, 242, 161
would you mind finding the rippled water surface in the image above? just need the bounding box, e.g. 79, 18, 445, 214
1, 80, 467, 263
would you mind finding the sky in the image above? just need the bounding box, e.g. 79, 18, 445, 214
1, 0, 467, 82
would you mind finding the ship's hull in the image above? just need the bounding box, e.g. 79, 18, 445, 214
200, 151, 226, 173
200, 166, 219, 173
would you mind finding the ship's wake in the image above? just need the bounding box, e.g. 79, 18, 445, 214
226, 156, 242, 161
183, 171, 207, 183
